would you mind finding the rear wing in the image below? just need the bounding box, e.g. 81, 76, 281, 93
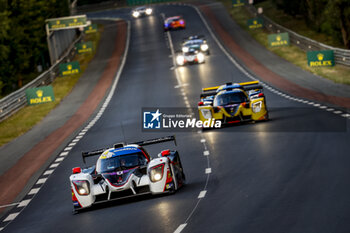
81, 135, 177, 163
200, 81, 262, 98
82, 148, 108, 164
241, 81, 263, 91
131, 135, 177, 147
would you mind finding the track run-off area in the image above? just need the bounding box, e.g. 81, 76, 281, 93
1, 2, 350, 233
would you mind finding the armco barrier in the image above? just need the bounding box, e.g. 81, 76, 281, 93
246, 5, 350, 66
0, 34, 82, 123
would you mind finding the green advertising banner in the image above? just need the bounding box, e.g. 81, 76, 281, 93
268, 32, 290, 47
84, 24, 98, 34
247, 18, 263, 29
59, 61, 81, 76
307, 50, 334, 67
46, 15, 87, 31
76, 41, 93, 54
232, 0, 246, 7
25, 86, 55, 105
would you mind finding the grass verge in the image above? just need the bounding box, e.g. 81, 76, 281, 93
217, 0, 350, 86
0, 27, 103, 147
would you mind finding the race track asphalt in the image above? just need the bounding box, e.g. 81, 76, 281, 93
1, 3, 350, 233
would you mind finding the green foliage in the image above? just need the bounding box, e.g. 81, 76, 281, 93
0, 0, 69, 96
264, 0, 350, 48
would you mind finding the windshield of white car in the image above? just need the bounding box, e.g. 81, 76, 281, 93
214, 92, 247, 106
96, 152, 146, 173
184, 40, 202, 45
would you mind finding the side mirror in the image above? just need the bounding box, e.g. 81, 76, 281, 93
198, 101, 204, 106
72, 167, 81, 174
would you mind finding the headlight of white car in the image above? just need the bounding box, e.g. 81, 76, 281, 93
72, 180, 90, 196
149, 164, 164, 182
197, 52, 205, 63
182, 47, 189, 53
200, 109, 212, 119
176, 55, 185, 65
200, 44, 209, 51
252, 101, 262, 113
132, 11, 140, 18
145, 8, 152, 15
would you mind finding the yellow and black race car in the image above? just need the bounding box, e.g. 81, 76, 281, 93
198, 81, 269, 124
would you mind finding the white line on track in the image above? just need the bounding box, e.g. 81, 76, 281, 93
64, 147, 72, 151
3, 213, 19, 222
198, 191, 207, 199
162, 12, 213, 232
59, 151, 69, 156
0, 203, 20, 209
43, 170, 54, 176
28, 188, 40, 195
36, 178, 47, 185
174, 224, 187, 233
18, 199, 31, 208
55, 157, 64, 162
205, 168, 212, 174
49, 163, 59, 168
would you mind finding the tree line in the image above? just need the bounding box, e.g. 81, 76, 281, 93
271, 0, 350, 49
0, 0, 69, 97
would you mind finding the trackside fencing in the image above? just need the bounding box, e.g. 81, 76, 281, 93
0, 34, 82, 123
246, 4, 350, 66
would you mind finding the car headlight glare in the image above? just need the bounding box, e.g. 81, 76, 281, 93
200, 44, 209, 51
182, 47, 189, 53
252, 101, 262, 113
73, 180, 90, 196
132, 11, 140, 18
146, 8, 152, 15
197, 52, 205, 63
176, 55, 185, 65
149, 164, 165, 182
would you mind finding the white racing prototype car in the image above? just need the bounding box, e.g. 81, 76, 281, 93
182, 35, 210, 55
70, 136, 185, 212
131, 6, 153, 18
176, 48, 205, 66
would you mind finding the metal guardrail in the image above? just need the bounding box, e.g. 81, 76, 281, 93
246, 5, 350, 66
0, 34, 82, 122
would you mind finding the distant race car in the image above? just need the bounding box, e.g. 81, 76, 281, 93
70, 136, 185, 211
164, 16, 186, 31
182, 35, 210, 55
131, 6, 153, 18
176, 48, 205, 66
198, 81, 269, 124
